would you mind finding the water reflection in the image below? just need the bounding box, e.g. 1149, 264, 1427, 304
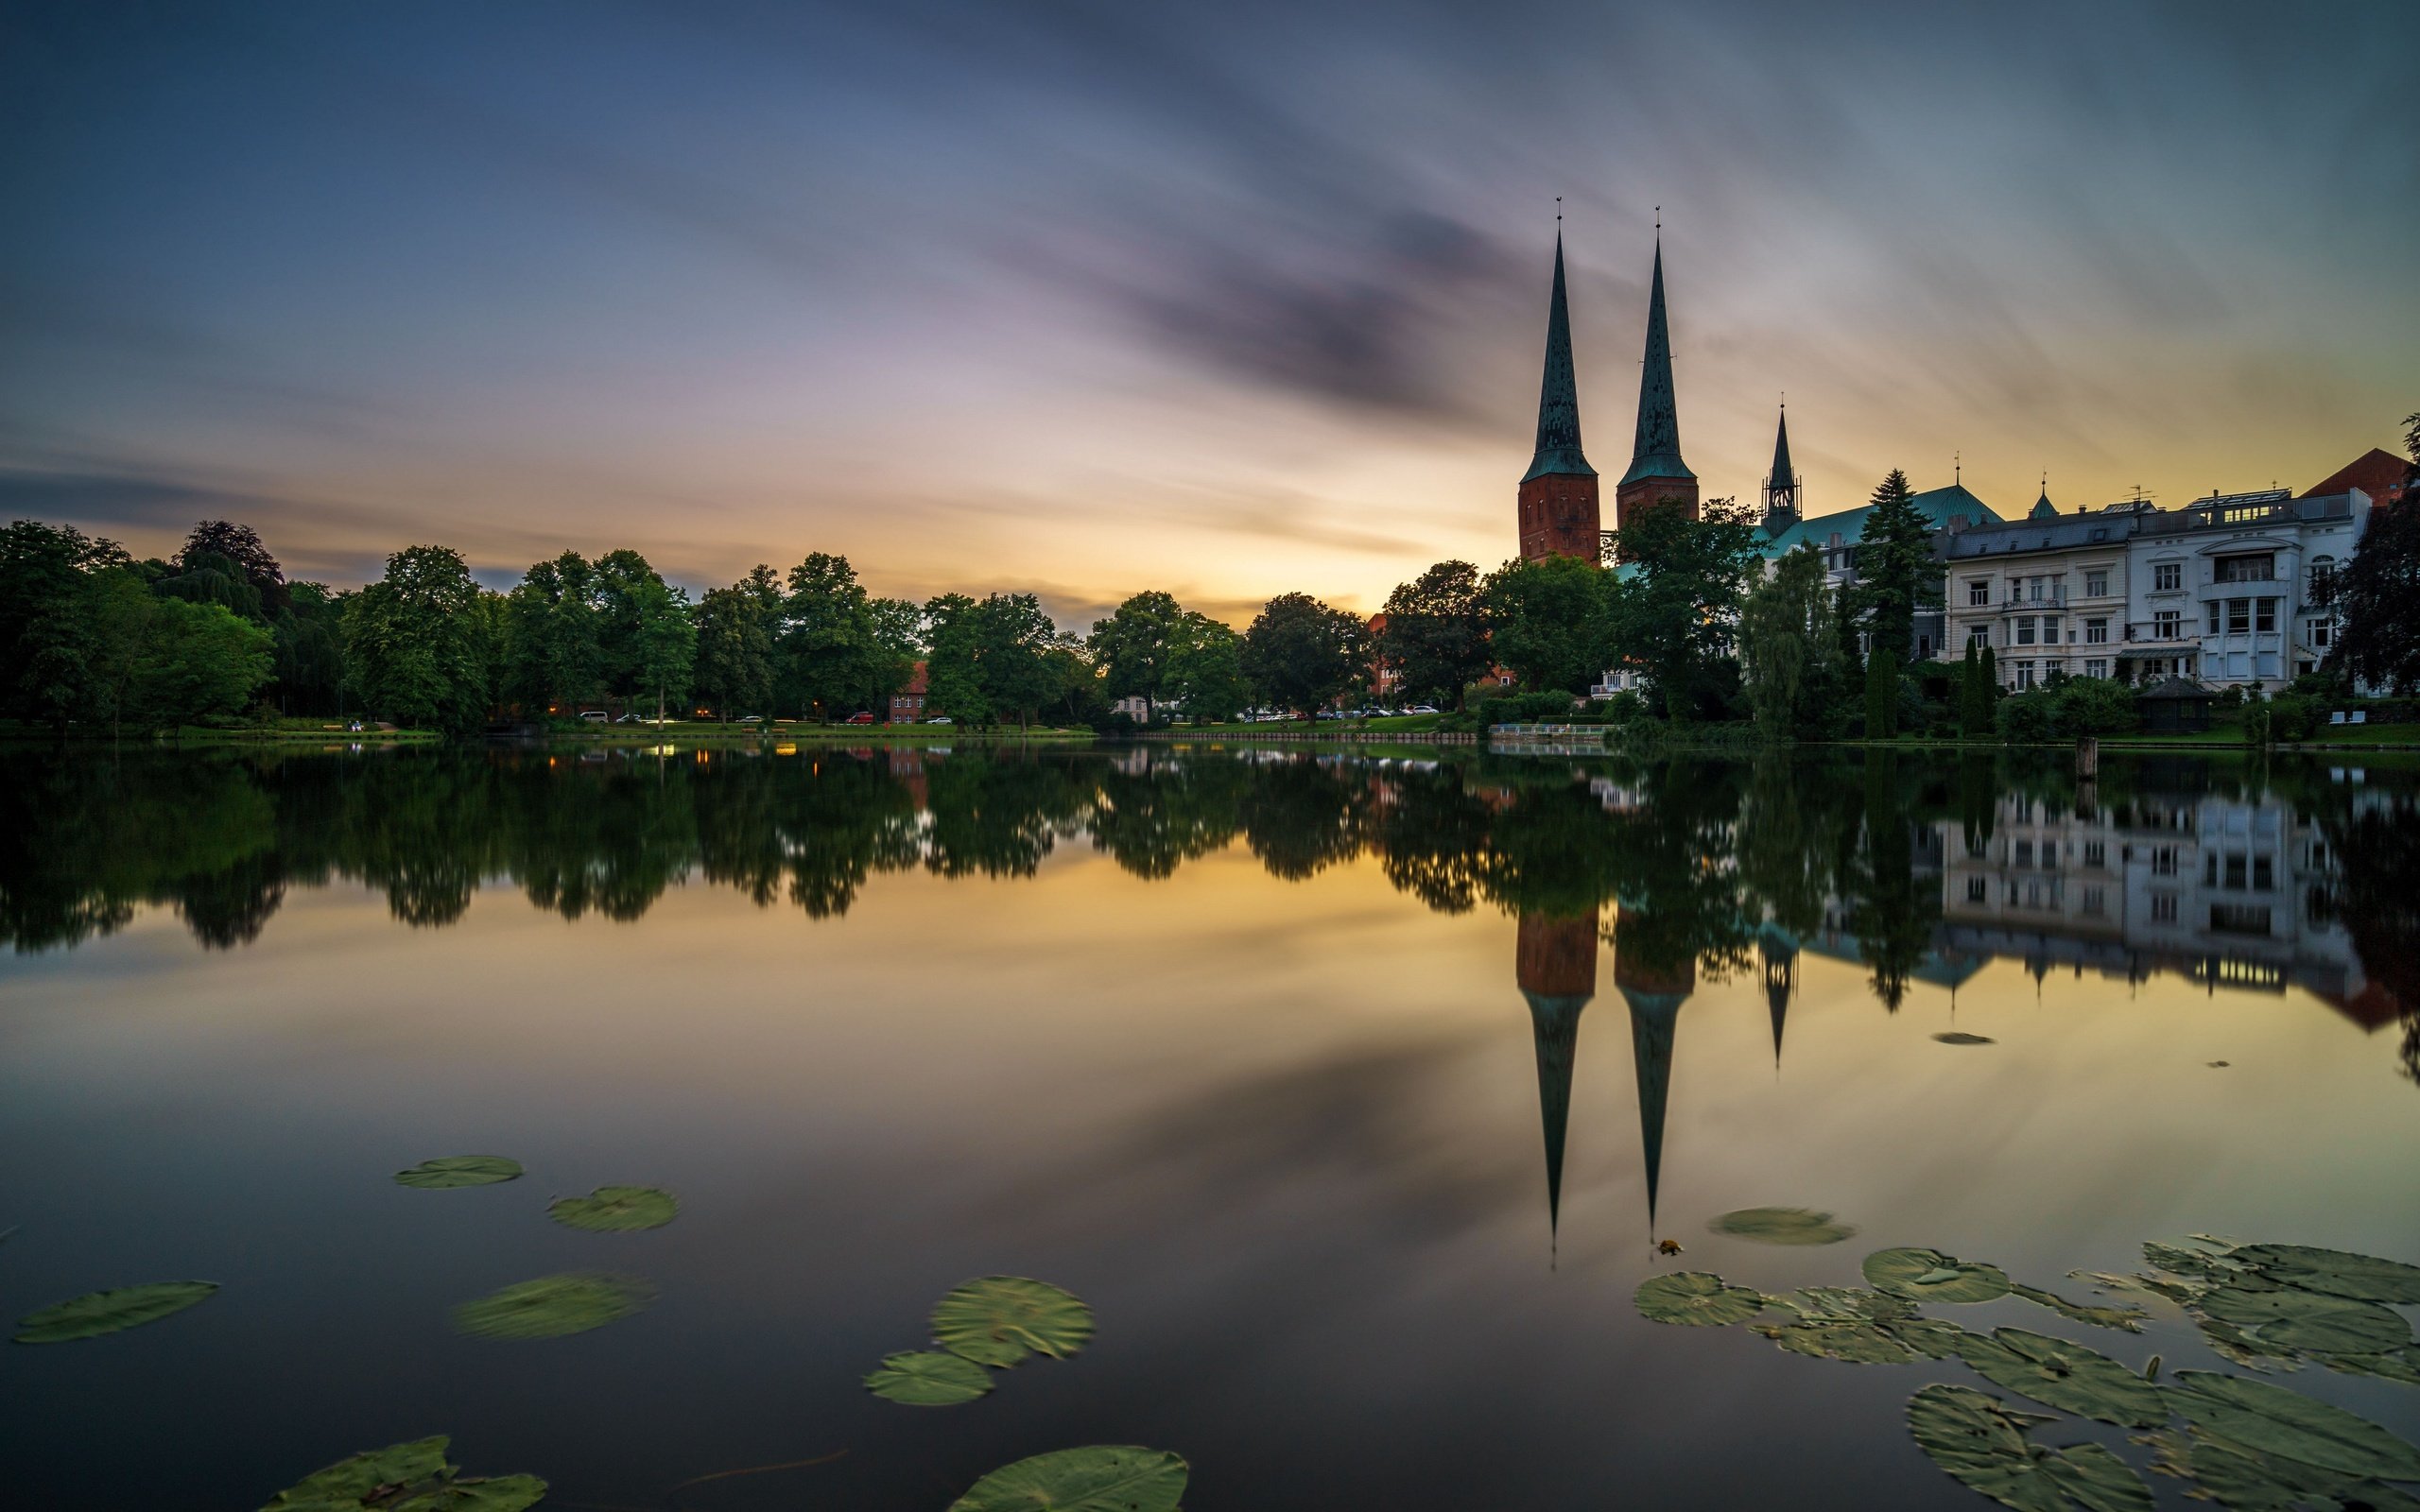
5, 743, 2414, 1244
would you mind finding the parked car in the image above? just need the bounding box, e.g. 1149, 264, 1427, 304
925, 715, 953, 725
844, 712, 875, 725
735, 714, 763, 723
579, 711, 608, 723
1406, 704, 1441, 715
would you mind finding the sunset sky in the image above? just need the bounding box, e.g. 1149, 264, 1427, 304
5, 0, 2413, 627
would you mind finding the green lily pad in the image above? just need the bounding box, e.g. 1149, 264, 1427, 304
258, 1435, 547, 1512
1769, 1286, 1915, 1322
14, 1280, 219, 1344
1761, 1319, 1919, 1364
1866, 1247, 2013, 1304
392, 1156, 523, 1190
1634, 1271, 1768, 1327
2233, 1244, 2420, 1305
1708, 1208, 1859, 1246
947, 1446, 1187, 1512
2141, 1425, 2420, 1512
2165, 1369, 2420, 1481
1907, 1383, 2152, 1512
2201, 1285, 2412, 1353
2011, 1281, 2145, 1333
547, 1186, 677, 1232
2196, 1316, 2303, 1371
2144, 1237, 2249, 1280
1955, 1328, 2169, 1427
453, 1272, 653, 1340
2317, 1348, 2420, 1386
1884, 1316, 1981, 1361
866, 1349, 994, 1405
1934, 1032, 1996, 1045
932, 1277, 1094, 1366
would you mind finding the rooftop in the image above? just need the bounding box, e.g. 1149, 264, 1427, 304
1758, 483, 2000, 558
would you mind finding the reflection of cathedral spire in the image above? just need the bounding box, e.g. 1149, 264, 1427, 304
1517, 911, 1599, 1247
1613, 904, 1694, 1234
1758, 926, 1798, 1070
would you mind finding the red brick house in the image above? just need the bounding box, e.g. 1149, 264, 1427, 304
885, 661, 929, 724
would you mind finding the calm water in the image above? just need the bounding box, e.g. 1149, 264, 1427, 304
3, 741, 2415, 1509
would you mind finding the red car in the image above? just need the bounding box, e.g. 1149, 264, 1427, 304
844, 712, 875, 724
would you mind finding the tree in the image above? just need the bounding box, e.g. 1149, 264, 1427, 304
922, 593, 990, 727
505, 551, 605, 711
1167, 611, 1248, 722
1088, 591, 1190, 705
0, 520, 129, 732
782, 553, 909, 719
1378, 560, 1494, 710
1864, 646, 1900, 739
1737, 544, 1836, 739
118, 594, 275, 730
1604, 494, 1764, 718
271, 581, 349, 715
1241, 593, 1367, 723
1480, 555, 1605, 695
628, 575, 697, 723
341, 545, 491, 733
1959, 642, 1992, 737
1852, 469, 1939, 665
2337, 431, 2420, 692
693, 566, 780, 720
176, 521, 286, 616
971, 593, 1058, 730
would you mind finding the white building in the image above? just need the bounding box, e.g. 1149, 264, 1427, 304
1940, 491, 2138, 689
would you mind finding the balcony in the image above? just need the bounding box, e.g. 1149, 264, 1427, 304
2123, 621, 2198, 645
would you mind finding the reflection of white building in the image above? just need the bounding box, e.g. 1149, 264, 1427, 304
1934, 792, 2368, 1003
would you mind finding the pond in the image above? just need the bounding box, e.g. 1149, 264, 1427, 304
3, 741, 2415, 1510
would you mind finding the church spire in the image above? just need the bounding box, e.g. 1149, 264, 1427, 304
1619, 238, 1694, 489
1522, 231, 1595, 483
1762, 403, 1801, 535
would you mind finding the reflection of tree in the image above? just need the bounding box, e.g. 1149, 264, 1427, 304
923, 752, 1089, 879
1088, 752, 1248, 879
2314, 782, 2420, 1089
1846, 753, 1937, 1012
1240, 758, 1367, 881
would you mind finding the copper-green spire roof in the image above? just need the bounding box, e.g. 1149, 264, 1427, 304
1520, 232, 1596, 484
1619, 239, 1694, 488
1522, 989, 1589, 1247
1770, 407, 1794, 490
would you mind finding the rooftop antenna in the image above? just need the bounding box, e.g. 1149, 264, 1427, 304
1955, 450, 1962, 486
1555, 195, 1562, 228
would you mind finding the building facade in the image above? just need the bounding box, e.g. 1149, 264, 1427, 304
1941, 496, 2136, 688
1515, 232, 1600, 562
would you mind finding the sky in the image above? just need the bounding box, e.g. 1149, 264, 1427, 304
3, 0, 2414, 627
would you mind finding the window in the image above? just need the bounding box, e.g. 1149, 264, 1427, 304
2154, 610, 2181, 638
2014, 661, 2037, 690
2041, 842, 2058, 867
2085, 569, 2109, 597
2152, 845, 2180, 876
2256, 599, 2276, 633
2308, 558, 2336, 606
2015, 840, 2033, 867
1968, 625, 1990, 650
2083, 841, 2105, 868
2085, 618, 2108, 644
2043, 617, 2061, 644
2254, 856, 2273, 891
2224, 854, 2247, 890
2083, 885, 2105, 916
1966, 876, 1987, 902
2228, 599, 2252, 633
2154, 561, 2182, 592
2152, 892, 2178, 922
2312, 621, 2331, 647
2085, 659, 2108, 679
2216, 553, 2275, 583
1968, 579, 1990, 607
2210, 902, 2273, 935
2017, 617, 2036, 645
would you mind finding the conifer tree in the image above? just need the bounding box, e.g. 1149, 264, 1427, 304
1854, 469, 1940, 665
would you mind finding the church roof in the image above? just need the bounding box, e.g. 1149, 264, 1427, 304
2303, 447, 2409, 504
1520, 232, 1596, 483
1618, 241, 1694, 487
1768, 409, 1795, 491
2029, 490, 2059, 520
1756, 483, 2002, 559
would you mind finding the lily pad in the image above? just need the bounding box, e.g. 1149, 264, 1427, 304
2141, 1425, 2420, 1512
2011, 1282, 2145, 1333
1884, 1316, 1982, 1361
453, 1272, 653, 1340
1934, 1032, 1996, 1045
2144, 1237, 2249, 1280
258, 1435, 546, 1512
392, 1156, 523, 1190
1955, 1328, 2169, 1427
1907, 1383, 2152, 1512
547, 1185, 677, 1232
2318, 1349, 2420, 1386
2197, 1316, 2303, 1371
14, 1280, 218, 1344
932, 1277, 1094, 1366
2165, 1369, 2420, 1481
1709, 1207, 1859, 1246
948, 1446, 1187, 1512
1634, 1271, 1768, 1327
865, 1349, 994, 1405
2070, 1269, 2203, 1308
2233, 1244, 2420, 1305
1769, 1286, 1914, 1323
1761, 1319, 1919, 1364
2201, 1285, 2412, 1353
1866, 1246, 2013, 1304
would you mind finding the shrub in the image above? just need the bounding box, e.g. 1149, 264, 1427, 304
1478, 689, 1579, 726
1993, 677, 2137, 742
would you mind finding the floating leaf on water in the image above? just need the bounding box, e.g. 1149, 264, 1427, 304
2207, 1060, 2230, 1068
1954, 1328, 2169, 1427
2164, 1369, 2420, 1481
14, 1280, 218, 1344
2009, 1281, 2145, 1333
932, 1277, 1095, 1366
2231, 1243, 2420, 1305
1709, 1208, 1859, 1246
547, 1185, 678, 1232
2200, 1285, 2412, 1353
1906, 1383, 2152, 1512
392, 1156, 524, 1190
1883, 1317, 1979, 1361
453, 1272, 653, 1340
2143, 1237, 2248, 1281
1634, 1271, 1768, 1327
1768, 1286, 1914, 1323
865, 1349, 994, 1406
2317, 1348, 2420, 1386
258, 1435, 546, 1512
2139, 1425, 2420, 1512
2069, 1270, 2202, 1308
2143, 1355, 2161, 1383
1762, 1320, 1918, 1365
947, 1446, 1187, 1512
1865, 1247, 2013, 1304
2196, 1316, 2301, 1372
1933, 1032, 1996, 1045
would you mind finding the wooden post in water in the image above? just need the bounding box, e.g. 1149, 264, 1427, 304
2076, 736, 2100, 779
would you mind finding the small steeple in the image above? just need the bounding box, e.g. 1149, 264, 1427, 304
1619, 235, 1694, 488
1521, 229, 1595, 483
2029, 474, 2057, 521
1762, 401, 1801, 535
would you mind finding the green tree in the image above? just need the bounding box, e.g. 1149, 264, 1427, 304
923, 593, 991, 727
1167, 611, 1248, 722
1863, 646, 1901, 739
693, 566, 780, 720
1088, 591, 1189, 705
271, 581, 349, 715
505, 551, 605, 710
119, 594, 275, 729
782, 553, 910, 719
1959, 642, 1992, 737
0, 520, 129, 732
1852, 469, 1939, 664
2337, 440, 2420, 692
1605, 495, 1764, 717
172, 521, 286, 618
1737, 544, 1836, 739
341, 545, 492, 733
1240, 592, 1367, 724
1480, 555, 1604, 695
628, 575, 697, 723
1378, 560, 1495, 710
971, 593, 1058, 730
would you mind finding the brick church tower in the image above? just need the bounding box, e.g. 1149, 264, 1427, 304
1515, 232, 1601, 562
1614, 238, 1698, 530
